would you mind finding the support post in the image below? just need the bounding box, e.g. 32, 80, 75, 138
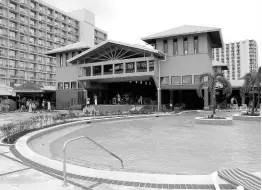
157, 60, 161, 112
204, 88, 209, 110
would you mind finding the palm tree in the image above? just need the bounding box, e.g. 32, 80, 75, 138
240, 67, 261, 115
197, 72, 232, 118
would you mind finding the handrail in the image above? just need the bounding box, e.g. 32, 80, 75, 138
62, 136, 124, 187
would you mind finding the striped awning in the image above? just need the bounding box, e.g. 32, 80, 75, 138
218, 168, 261, 190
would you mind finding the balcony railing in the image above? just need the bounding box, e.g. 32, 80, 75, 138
0, 74, 6, 77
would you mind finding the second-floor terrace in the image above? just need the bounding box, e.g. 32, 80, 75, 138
65, 40, 165, 81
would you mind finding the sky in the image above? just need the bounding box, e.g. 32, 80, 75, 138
43, 0, 261, 66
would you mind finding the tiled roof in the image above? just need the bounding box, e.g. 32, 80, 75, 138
141, 25, 220, 40
45, 41, 92, 55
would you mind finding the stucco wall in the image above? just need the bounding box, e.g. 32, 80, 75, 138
154, 33, 213, 86
56, 89, 85, 109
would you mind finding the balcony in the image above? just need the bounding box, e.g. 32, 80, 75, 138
0, 74, 6, 77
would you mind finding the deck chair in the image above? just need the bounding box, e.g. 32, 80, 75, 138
211, 168, 261, 190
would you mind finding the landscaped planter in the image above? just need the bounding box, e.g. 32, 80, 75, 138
195, 117, 233, 125
233, 114, 261, 121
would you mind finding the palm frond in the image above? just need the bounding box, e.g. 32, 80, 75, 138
217, 77, 232, 97
196, 83, 206, 98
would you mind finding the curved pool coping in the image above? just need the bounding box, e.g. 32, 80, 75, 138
195, 117, 233, 125
15, 112, 260, 186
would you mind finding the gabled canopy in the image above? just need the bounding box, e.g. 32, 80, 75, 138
68, 40, 165, 64
13, 82, 43, 93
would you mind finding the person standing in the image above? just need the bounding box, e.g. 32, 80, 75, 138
86, 96, 90, 107
94, 94, 97, 105
117, 93, 121, 104
42, 99, 45, 110
47, 100, 51, 112
28, 100, 32, 113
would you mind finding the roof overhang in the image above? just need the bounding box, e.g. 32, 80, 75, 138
212, 60, 228, 70
45, 41, 92, 57
68, 40, 166, 64
142, 29, 223, 48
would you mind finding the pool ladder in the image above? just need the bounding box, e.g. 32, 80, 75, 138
62, 136, 124, 186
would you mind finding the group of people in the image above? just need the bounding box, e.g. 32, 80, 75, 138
22, 99, 51, 112
86, 95, 97, 107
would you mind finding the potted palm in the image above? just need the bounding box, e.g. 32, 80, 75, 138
196, 72, 232, 119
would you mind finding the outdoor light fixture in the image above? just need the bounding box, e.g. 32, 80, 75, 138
140, 81, 142, 84
149, 82, 151, 85
136, 81, 137, 83
145, 82, 147, 85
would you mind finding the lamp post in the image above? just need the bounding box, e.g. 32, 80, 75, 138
157, 60, 161, 112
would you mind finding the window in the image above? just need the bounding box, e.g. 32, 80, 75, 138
183, 38, 188, 54
59, 54, 63, 67
149, 60, 154, 71
72, 52, 75, 57
58, 82, 63, 89
194, 75, 202, 84
114, 63, 123, 74
136, 61, 147, 72
71, 82, 76, 89
29, 37, 35, 43
9, 32, 15, 39
171, 76, 181, 84
93, 65, 102, 75
10, 13, 16, 20
163, 40, 168, 53
64, 82, 69, 89
182, 75, 192, 84
160, 76, 169, 85
30, 20, 35, 26
126, 62, 134, 73
9, 3, 16, 10
194, 36, 198, 53
173, 39, 178, 55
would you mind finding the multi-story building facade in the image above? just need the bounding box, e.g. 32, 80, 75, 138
0, 0, 107, 87
47, 25, 228, 110
212, 40, 258, 81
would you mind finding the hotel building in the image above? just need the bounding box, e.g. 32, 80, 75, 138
47, 25, 230, 110
0, 0, 107, 87
212, 40, 258, 81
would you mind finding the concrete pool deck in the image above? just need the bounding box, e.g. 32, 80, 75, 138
13, 113, 261, 189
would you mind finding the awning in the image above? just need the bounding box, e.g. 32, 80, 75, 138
13, 82, 43, 93
0, 84, 16, 96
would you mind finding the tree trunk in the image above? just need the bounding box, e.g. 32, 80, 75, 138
251, 86, 255, 115
212, 89, 216, 117
256, 86, 260, 111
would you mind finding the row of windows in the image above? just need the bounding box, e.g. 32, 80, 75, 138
0, 0, 79, 27
162, 36, 198, 55
160, 75, 204, 85
58, 81, 77, 89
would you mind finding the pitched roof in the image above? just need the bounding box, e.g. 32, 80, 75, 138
141, 25, 223, 48
142, 25, 220, 40
68, 40, 165, 63
45, 41, 92, 56
13, 82, 43, 93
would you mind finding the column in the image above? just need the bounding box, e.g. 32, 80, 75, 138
157, 88, 161, 111
101, 65, 104, 75
113, 64, 115, 74
91, 66, 93, 76
170, 90, 174, 104
123, 62, 126, 73
179, 90, 182, 103
134, 62, 137, 72
204, 88, 209, 110
147, 60, 149, 72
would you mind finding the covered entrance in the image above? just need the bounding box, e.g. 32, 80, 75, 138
162, 90, 204, 110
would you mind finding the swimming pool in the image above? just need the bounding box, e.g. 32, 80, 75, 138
29, 111, 261, 175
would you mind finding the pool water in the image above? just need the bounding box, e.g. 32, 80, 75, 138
36, 112, 261, 175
